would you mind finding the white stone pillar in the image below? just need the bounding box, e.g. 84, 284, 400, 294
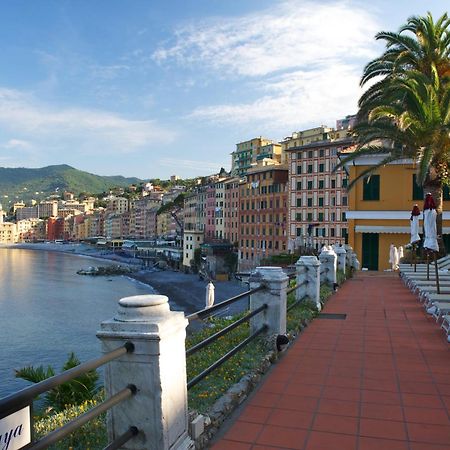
295, 256, 321, 310
319, 248, 337, 286
335, 246, 347, 274
97, 295, 193, 450
248, 266, 288, 336
344, 244, 353, 267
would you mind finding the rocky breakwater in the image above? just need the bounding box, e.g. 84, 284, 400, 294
76, 265, 136, 276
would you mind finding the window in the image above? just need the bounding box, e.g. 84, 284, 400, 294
319, 164, 324, 173
308, 151, 313, 158
342, 212, 347, 222
445, 185, 450, 200
296, 198, 302, 207
363, 175, 380, 200
307, 181, 313, 190
412, 174, 424, 200
307, 198, 313, 207
342, 196, 348, 206
318, 197, 324, 207
318, 212, 324, 221
296, 181, 302, 190
319, 149, 324, 157
295, 212, 302, 221
297, 165, 302, 174
307, 213, 313, 221
318, 180, 324, 189
296, 227, 302, 236
307, 165, 313, 173
330, 228, 335, 237
331, 179, 336, 188
342, 178, 348, 188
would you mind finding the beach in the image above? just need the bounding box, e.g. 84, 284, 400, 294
1, 242, 249, 321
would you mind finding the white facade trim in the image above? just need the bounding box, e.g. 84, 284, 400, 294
347, 210, 450, 220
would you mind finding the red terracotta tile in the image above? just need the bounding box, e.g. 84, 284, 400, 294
318, 398, 360, 417
404, 406, 450, 425
363, 378, 398, 392
305, 431, 357, 450
210, 440, 252, 450
238, 406, 272, 424
284, 382, 322, 398
256, 425, 307, 449
223, 421, 263, 443
362, 389, 401, 405
410, 443, 450, 450
407, 422, 450, 445
276, 394, 319, 412
324, 375, 360, 389
312, 413, 358, 435
402, 393, 445, 409
360, 403, 404, 421
266, 408, 314, 429
358, 436, 408, 450
321, 385, 361, 402
359, 417, 407, 440
259, 380, 286, 394
399, 380, 438, 395
251, 392, 281, 408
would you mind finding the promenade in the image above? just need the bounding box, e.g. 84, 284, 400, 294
211, 272, 450, 450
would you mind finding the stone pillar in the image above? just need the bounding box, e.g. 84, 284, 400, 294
344, 244, 353, 267
335, 246, 347, 274
97, 295, 193, 450
295, 256, 321, 310
319, 247, 337, 286
248, 266, 288, 336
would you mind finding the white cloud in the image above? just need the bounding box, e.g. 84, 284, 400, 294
153, 0, 380, 132
3, 139, 33, 150
152, 0, 379, 78
0, 88, 176, 156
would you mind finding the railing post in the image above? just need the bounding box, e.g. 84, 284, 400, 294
97, 295, 193, 450
248, 266, 288, 336
334, 245, 347, 274
319, 246, 337, 286
295, 256, 321, 310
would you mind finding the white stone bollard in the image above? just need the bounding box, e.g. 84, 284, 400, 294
295, 256, 321, 310
97, 295, 193, 450
335, 246, 347, 274
248, 266, 288, 336
319, 247, 337, 286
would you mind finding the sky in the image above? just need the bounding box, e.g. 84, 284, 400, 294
0, 0, 448, 180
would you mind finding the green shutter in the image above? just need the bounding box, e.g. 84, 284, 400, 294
363, 175, 380, 200
412, 174, 424, 200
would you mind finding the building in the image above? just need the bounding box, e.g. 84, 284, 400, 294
106, 196, 129, 214
285, 136, 355, 250
183, 230, 204, 270
345, 154, 450, 270
214, 179, 226, 240
238, 164, 289, 271
281, 126, 333, 151
231, 137, 281, 177
223, 177, 241, 245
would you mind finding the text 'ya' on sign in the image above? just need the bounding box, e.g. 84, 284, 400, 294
0, 406, 31, 450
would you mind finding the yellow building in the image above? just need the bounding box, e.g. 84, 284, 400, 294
346, 155, 450, 271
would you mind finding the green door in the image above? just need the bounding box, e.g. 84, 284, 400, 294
362, 233, 379, 271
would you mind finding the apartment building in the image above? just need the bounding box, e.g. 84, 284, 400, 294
106, 196, 129, 214
231, 137, 281, 177
214, 179, 226, 240
238, 164, 289, 271
223, 177, 241, 245
183, 230, 204, 269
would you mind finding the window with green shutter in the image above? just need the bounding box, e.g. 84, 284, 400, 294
363, 175, 380, 200
318, 180, 324, 189
444, 185, 450, 200
296, 198, 302, 207
307, 198, 313, 207
412, 174, 424, 200
296, 181, 302, 190
307, 181, 313, 189
319, 163, 324, 172
318, 197, 324, 206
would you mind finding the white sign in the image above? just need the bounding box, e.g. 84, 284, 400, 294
0, 406, 31, 450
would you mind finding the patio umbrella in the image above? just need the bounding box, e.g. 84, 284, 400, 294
205, 281, 215, 308
423, 193, 440, 292
423, 194, 438, 252
389, 244, 398, 271
398, 246, 404, 260
410, 204, 421, 244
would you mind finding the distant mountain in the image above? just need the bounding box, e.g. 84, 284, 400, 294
0, 164, 142, 205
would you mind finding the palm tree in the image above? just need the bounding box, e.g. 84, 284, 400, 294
16, 352, 99, 412
337, 12, 450, 249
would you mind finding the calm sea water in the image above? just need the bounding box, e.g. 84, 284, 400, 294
0, 248, 155, 398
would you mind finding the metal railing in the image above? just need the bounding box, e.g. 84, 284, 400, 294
186, 284, 268, 390
0, 342, 138, 450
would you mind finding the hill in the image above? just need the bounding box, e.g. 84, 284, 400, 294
0, 165, 142, 205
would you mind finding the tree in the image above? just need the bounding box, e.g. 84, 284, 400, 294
337, 12, 450, 250
15, 352, 99, 412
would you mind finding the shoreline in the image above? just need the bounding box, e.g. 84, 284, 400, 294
1, 243, 249, 320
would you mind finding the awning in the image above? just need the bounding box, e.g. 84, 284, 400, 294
355, 225, 450, 234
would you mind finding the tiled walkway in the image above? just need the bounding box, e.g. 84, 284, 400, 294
210, 273, 450, 450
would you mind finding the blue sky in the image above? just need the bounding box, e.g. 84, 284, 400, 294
0, 0, 448, 179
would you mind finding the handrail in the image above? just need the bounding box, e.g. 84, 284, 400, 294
104, 426, 139, 450
186, 304, 267, 357
0, 342, 134, 419
25, 385, 137, 450
186, 285, 265, 321
286, 280, 307, 295
187, 324, 268, 390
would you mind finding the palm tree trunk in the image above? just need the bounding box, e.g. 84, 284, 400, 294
423, 182, 445, 254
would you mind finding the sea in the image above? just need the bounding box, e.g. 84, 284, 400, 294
0, 248, 155, 398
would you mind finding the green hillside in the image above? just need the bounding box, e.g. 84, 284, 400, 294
0, 164, 142, 205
